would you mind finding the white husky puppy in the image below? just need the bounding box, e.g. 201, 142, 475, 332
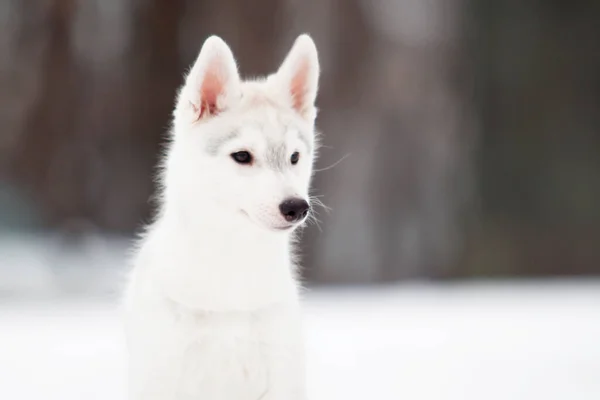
124, 34, 320, 400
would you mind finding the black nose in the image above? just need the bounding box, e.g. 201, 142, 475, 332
279, 198, 310, 223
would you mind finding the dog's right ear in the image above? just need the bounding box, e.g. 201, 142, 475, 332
275, 34, 320, 122
175, 36, 241, 123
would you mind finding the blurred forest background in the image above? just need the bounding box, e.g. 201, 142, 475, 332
1, 0, 599, 284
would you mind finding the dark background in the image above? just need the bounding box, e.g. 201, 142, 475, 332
1, 0, 599, 283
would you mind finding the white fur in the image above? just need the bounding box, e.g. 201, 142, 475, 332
124, 34, 320, 400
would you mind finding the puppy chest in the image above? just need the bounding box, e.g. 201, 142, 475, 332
172, 311, 303, 398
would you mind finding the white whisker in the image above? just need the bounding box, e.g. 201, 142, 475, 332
313, 153, 351, 172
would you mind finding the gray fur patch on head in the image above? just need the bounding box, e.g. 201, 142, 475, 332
205, 130, 239, 155
296, 130, 311, 152
265, 141, 288, 171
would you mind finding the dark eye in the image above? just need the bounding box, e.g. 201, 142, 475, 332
290, 152, 300, 165
231, 151, 253, 165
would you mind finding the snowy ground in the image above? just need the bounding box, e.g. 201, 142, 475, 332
1, 282, 600, 400
1, 234, 600, 399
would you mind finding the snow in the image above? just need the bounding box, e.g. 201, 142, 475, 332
2, 281, 600, 400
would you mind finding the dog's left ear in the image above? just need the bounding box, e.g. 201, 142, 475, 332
176, 36, 241, 123
276, 34, 320, 121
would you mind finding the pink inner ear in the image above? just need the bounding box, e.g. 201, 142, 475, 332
199, 67, 223, 118
290, 59, 309, 114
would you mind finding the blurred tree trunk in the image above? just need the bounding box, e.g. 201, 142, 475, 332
462, 0, 600, 276
93, 0, 185, 232
178, 0, 286, 75
298, 0, 472, 282
6, 0, 186, 233
0, 1, 44, 177
10, 0, 83, 226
